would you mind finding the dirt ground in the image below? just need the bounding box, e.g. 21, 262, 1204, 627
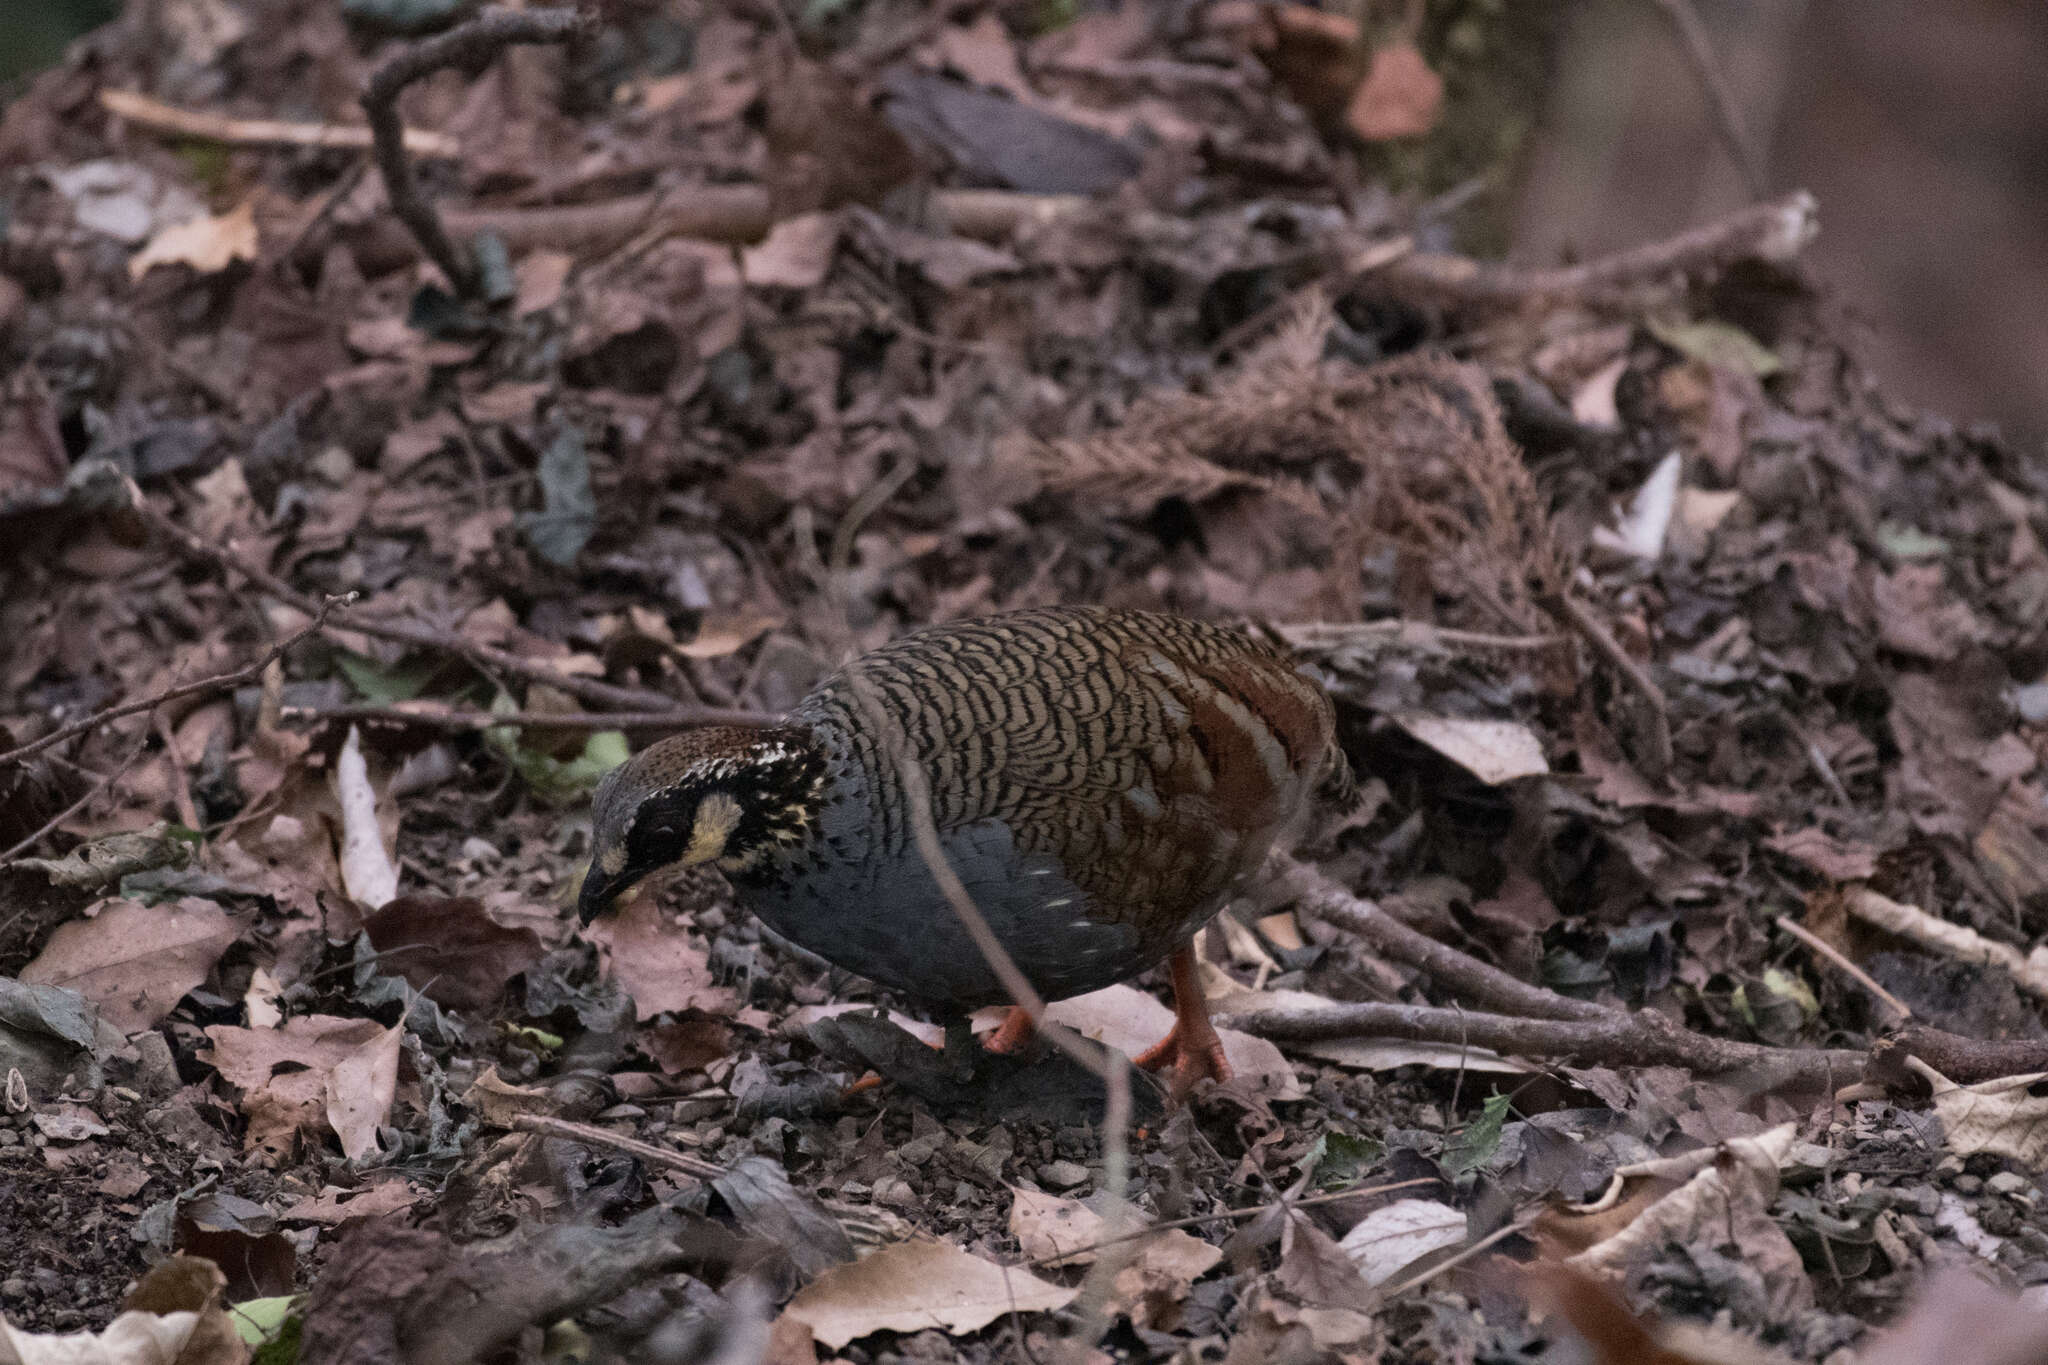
5, 2, 2048, 1363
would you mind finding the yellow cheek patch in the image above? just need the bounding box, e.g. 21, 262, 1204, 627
682, 791, 743, 866
598, 846, 627, 877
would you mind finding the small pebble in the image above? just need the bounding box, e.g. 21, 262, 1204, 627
1038, 1160, 1090, 1190
1953, 1174, 1983, 1195
1990, 1172, 2031, 1196
0, 1280, 28, 1301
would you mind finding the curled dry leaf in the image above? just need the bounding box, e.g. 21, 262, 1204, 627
780, 1239, 1076, 1349
1906, 1057, 2048, 1169
1387, 714, 1549, 785
20, 896, 238, 1033
128, 196, 259, 281
1338, 1198, 1464, 1287
333, 726, 399, 909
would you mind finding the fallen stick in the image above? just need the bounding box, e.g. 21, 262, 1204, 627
1369, 190, 1817, 309
100, 88, 459, 158
362, 5, 588, 297
281, 703, 782, 733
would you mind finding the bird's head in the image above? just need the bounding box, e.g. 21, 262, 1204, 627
577, 725, 826, 923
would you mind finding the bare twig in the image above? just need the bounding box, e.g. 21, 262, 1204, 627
1020, 1176, 1438, 1269
1774, 914, 1911, 1022
1221, 995, 1863, 1086
0, 593, 353, 770
362, 5, 588, 297
1372, 190, 1816, 310
1276, 619, 1570, 656
1549, 592, 1674, 779
280, 704, 783, 733
1643, 0, 1768, 198
1272, 859, 1611, 1023
0, 738, 148, 862
100, 88, 459, 157
126, 490, 680, 712
510, 1113, 725, 1180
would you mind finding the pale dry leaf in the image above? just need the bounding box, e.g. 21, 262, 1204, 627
676, 608, 788, 659
128, 196, 259, 280
280, 1179, 421, 1226
20, 896, 237, 1033
1008, 1189, 1221, 1285
0, 1310, 203, 1364
1569, 1123, 1811, 1316
1338, 1198, 1465, 1287
1906, 1057, 2048, 1169
1387, 714, 1548, 784
780, 1239, 1077, 1349
1045, 983, 1302, 1098
333, 726, 399, 909
1591, 450, 1681, 561
325, 1022, 402, 1161
742, 212, 842, 289
1569, 354, 1626, 430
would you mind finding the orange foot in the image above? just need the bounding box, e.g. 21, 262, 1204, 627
984, 1006, 1038, 1056
1130, 944, 1233, 1100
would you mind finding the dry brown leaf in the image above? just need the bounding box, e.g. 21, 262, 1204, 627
280, 1179, 422, 1227
201, 1015, 393, 1161
742, 212, 842, 290
581, 894, 737, 1020
781, 1239, 1076, 1348
1345, 40, 1443, 141
1044, 983, 1302, 1098
325, 1022, 402, 1161
361, 895, 544, 1013
20, 896, 237, 1034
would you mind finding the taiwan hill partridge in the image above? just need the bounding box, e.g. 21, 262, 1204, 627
579, 606, 1352, 1093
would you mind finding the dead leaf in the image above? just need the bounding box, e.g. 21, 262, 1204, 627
780, 1239, 1077, 1349
325, 1022, 402, 1161
742, 213, 842, 290
362, 895, 543, 1013
1389, 714, 1549, 784
1906, 1057, 2048, 1169
1765, 827, 1878, 882
1043, 983, 1302, 1098
21, 896, 237, 1033
281, 1179, 422, 1226
333, 726, 399, 909
581, 894, 737, 1020
1338, 1199, 1464, 1287
128, 197, 259, 280
200, 1015, 395, 1161
1345, 40, 1443, 141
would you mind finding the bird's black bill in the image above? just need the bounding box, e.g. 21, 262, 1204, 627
576, 870, 624, 924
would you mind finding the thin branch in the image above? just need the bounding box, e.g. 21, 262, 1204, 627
0, 737, 148, 861
1643, 0, 1768, 198
0, 593, 354, 770
1221, 996, 1864, 1086
100, 88, 459, 157
125, 488, 681, 713
280, 704, 783, 733
510, 1113, 724, 1180
1272, 859, 1612, 1023
1549, 592, 1674, 780
1372, 190, 1816, 310
1774, 913, 1911, 1023
361, 5, 588, 297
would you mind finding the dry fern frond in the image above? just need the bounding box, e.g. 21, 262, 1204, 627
1038, 299, 1567, 630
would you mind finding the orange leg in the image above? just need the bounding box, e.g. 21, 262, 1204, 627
1129, 944, 1232, 1097
984, 1006, 1038, 1055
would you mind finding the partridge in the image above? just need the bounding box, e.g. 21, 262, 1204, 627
579, 606, 1350, 1093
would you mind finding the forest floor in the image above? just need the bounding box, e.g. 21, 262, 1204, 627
5, 3, 2048, 1363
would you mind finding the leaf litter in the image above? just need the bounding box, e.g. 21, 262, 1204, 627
1, 0, 2047, 1360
